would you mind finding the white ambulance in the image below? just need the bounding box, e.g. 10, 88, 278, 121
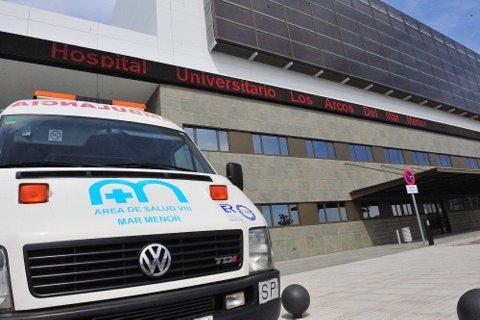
0, 91, 280, 319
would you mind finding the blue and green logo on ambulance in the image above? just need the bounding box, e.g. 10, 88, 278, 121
89, 179, 188, 205
88, 179, 191, 225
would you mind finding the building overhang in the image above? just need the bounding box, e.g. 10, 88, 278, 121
0, 31, 479, 142
351, 167, 480, 201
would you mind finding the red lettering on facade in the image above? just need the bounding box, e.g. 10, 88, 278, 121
70, 50, 85, 63
100, 55, 114, 69
51, 42, 68, 60
45, 42, 441, 135
324, 98, 354, 113
385, 111, 400, 123
86, 52, 98, 65
215, 77, 225, 88
50, 42, 147, 75
363, 106, 378, 118
289, 90, 313, 106
406, 116, 428, 128
175, 67, 277, 99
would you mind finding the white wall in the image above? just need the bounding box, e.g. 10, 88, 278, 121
1, 0, 479, 133
0, 0, 159, 60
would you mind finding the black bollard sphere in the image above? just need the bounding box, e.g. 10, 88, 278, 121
281, 284, 310, 318
458, 288, 480, 320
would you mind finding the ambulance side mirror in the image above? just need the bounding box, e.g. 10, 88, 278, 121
226, 162, 244, 190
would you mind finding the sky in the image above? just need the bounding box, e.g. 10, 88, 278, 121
3, 0, 480, 54
382, 0, 480, 54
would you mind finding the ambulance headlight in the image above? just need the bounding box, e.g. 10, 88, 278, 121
249, 227, 274, 273
0, 248, 13, 311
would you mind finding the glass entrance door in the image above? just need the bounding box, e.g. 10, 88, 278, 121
422, 202, 451, 235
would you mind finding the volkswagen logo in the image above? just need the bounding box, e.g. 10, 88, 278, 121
139, 243, 172, 277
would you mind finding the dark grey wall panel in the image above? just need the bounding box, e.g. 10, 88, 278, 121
206, 0, 480, 114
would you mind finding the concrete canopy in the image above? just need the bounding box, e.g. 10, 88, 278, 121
350, 167, 480, 201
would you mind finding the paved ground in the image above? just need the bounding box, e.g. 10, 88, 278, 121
275, 230, 480, 319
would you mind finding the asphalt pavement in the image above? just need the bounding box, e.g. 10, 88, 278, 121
275, 230, 480, 320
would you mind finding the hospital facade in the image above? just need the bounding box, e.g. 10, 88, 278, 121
1, 0, 480, 260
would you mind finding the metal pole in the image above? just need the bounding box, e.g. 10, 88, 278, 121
411, 193, 427, 247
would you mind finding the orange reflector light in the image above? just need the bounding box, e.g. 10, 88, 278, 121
33, 90, 76, 100
112, 100, 146, 110
210, 185, 228, 200
19, 184, 49, 204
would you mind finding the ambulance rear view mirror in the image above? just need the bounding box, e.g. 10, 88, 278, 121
226, 162, 244, 190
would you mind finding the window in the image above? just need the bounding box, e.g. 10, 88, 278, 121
252, 134, 288, 156
184, 126, 229, 152
422, 203, 437, 214
361, 201, 380, 219
437, 154, 452, 167
306, 139, 336, 159
470, 195, 480, 209
260, 204, 299, 227
448, 198, 465, 211
390, 201, 413, 216
467, 157, 479, 169
318, 202, 348, 223
349, 144, 374, 162
384, 148, 405, 164
413, 151, 430, 166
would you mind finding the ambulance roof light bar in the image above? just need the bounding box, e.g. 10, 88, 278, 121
34, 90, 75, 100
33, 90, 146, 110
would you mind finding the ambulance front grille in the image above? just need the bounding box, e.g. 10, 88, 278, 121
24, 230, 243, 297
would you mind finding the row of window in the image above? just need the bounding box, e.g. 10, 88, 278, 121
362, 196, 480, 221
258, 195, 480, 228
362, 201, 412, 219
253, 134, 288, 156
259, 202, 348, 227
448, 194, 480, 212
184, 127, 229, 152
350, 145, 457, 167
260, 204, 299, 227
184, 126, 480, 169
306, 139, 336, 159
184, 126, 479, 228
361, 200, 442, 219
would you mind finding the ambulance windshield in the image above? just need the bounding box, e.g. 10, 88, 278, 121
0, 114, 214, 173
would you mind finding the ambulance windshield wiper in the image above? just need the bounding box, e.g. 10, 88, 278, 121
0, 161, 102, 168
104, 162, 195, 172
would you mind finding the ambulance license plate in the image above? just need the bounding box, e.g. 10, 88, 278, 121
258, 277, 279, 304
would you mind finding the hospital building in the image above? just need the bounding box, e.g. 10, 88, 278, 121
1, 0, 480, 260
